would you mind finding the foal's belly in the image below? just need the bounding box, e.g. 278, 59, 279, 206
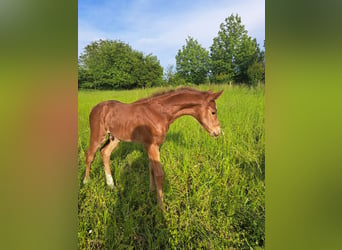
108, 122, 166, 145
104, 104, 167, 145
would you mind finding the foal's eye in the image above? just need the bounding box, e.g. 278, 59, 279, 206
211, 111, 216, 115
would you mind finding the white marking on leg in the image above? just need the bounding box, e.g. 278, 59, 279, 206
105, 172, 114, 188
83, 176, 89, 184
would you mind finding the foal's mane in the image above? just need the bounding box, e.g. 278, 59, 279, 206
134, 87, 206, 104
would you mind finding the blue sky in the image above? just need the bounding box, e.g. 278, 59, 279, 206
79, 0, 265, 69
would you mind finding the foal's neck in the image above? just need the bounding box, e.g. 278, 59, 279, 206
164, 93, 203, 124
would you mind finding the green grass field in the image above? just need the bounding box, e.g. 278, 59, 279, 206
78, 84, 265, 249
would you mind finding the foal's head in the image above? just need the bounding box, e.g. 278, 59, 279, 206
197, 90, 224, 137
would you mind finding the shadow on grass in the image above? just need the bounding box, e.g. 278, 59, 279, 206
105, 142, 171, 249
165, 131, 186, 146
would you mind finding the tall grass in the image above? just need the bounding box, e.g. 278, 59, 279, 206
78, 84, 265, 249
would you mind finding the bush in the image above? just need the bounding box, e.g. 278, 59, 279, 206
247, 61, 264, 85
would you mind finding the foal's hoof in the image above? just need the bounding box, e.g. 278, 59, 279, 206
158, 202, 165, 211
107, 183, 116, 190
83, 176, 90, 185
105, 174, 115, 189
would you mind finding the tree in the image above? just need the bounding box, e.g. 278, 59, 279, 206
134, 53, 164, 88
175, 36, 209, 84
247, 39, 265, 85
163, 65, 186, 86
163, 65, 176, 86
247, 61, 264, 85
78, 39, 163, 89
79, 41, 103, 89
78, 60, 93, 89
210, 14, 261, 84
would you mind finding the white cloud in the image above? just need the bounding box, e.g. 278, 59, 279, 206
78, 0, 265, 68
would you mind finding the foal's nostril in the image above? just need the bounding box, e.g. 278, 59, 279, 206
212, 130, 219, 137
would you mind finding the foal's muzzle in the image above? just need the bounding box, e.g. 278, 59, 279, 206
211, 127, 221, 137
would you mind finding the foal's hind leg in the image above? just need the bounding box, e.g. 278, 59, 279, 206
100, 135, 120, 188
84, 131, 106, 184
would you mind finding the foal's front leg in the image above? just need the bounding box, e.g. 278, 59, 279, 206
149, 162, 156, 191
147, 144, 164, 208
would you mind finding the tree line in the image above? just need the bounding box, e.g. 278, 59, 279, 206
78, 14, 265, 89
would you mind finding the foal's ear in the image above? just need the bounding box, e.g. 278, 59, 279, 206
209, 90, 224, 100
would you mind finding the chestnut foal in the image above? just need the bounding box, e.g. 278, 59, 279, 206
83, 88, 223, 208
